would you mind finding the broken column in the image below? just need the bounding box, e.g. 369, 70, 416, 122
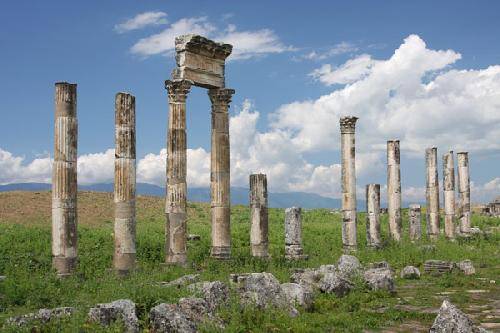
425, 147, 440, 240
209, 88, 235, 259
365, 184, 381, 248
340, 116, 358, 251
285, 207, 307, 260
387, 140, 402, 241
113, 92, 136, 273
409, 204, 422, 241
442, 151, 455, 239
165, 79, 192, 265
457, 152, 471, 233
249, 174, 269, 258
52, 82, 78, 276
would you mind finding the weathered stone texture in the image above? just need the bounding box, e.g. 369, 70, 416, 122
424, 260, 454, 275
457, 152, 471, 233
365, 184, 381, 248
249, 174, 269, 257
430, 300, 486, 333
443, 151, 456, 239
387, 140, 402, 241
88, 299, 139, 333
284, 207, 307, 260
409, 204, 422, 241
426, 147, 440, 240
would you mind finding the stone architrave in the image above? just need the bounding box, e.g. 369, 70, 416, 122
285, 207, 308, 260
409, 204, 422, 241
457, 152, 471, 233
249, 174, 269, 258
387, 140, 402, 241
425, 147, 440, 240
366, 184, 381, 248
442, 151, 455, 239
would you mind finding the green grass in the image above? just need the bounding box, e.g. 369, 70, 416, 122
0, 202, 498, 332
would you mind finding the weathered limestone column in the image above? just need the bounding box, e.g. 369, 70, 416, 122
114, 92, 136, 273
52, 82, 78, 276
365, 184, 381, 248
457, 152, 471, 233
387, 140, 402, 241
249, 174, 269, 257
443, 151, 456, 239
165, 79, 192, 265
409, 204, 422, 241
285, 207, 307, 260
209, 88, 235, 259
425, 147, 440, 240
340, 116, 358, 251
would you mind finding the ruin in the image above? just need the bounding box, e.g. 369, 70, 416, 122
387, 140, 402, 241
285, 207, 307, 260
457, 152, 471, 233
165, 35, 234, 261
113, 92, 136, 274
52, 82, 78, 276
442, 151, 455, 239
487, 196, 500, 217
340, 116, 358, 251
365, 184, 381, 248
425, 147, 440, 240
249, 174, 269, 258
409, 204, 422, 241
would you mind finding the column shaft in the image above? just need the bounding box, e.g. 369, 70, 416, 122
52, 82, 78, 276
387, 140, 402, 241
457, 152, 471, 233
250, 174, 269, 257
114, 92, 136, 273
209, 88, 235, 259
366, 184, 381, 248
409, 204, 422, 241
425, 147, 440, 240
443, 151, 455, 239
285, 207, 307, 260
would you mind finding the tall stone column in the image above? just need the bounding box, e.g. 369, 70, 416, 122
443, 151, 456, 239
457, 152, 471, 233
365, 184, 381, 248
249, 174, 269, 257
387, 140, 402, 241
340, 116, 358, 251
209, 88, 235, 259
165, 79, 192, 265
409, 204, 422, 241
52, 82, 78, 276
114, 92, 136, 274
425, 147, 440, 240
285, 207, 307, 260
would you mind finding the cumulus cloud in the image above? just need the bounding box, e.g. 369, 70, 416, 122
114, 11, 168, 33
0, 148, 52, 184
310, 54, 378, 85
298, 42, 359, 61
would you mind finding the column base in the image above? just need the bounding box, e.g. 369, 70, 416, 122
211, 246, 231, 260
53, 256, 77, 277
285, 245, 308, 260
113, 253, 136, 275
251, 244, 269, 258
166, 253, 188, 265
342, 245, 357, 254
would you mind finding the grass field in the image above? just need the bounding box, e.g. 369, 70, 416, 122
0, 191, 498, 332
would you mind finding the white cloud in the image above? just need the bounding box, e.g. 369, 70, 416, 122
0, 148, 51, 184
310, 54, 378, 85
299, 42, 359, 61
114, 11, 168, 33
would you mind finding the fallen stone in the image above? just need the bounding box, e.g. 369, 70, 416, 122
317, 264, 337, 274
401, 266, 421, 279
337, 255, 362, 279
187, 281, 229, 311
367, 261, 392, 270
364, 268, 395, 292
6, 307, 74, 327
456, 260, 476, 275
0, 275, 6, 281
469, 227, 482, 235
290, 268, 322, 291
430, 299, 488, 332
160, 274, 200, 288
88, 299, 139, 333
280, 282, 314, 310
319, 272, 354, 297
424, 260, 454, 275
187, 234, 201, 241
150, 303, 197, 333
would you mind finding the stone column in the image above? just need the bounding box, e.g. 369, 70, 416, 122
114, 92, 136, 274
387, 140, 402, 241
249, 174, 269, 257
209, 88, 235, 259
425, 147, 440, 240
409, 204, 422, 241
457, 152, 471, 233
442, 151, 456, 239
285, 207, 307, 260
52, 82, 78, 276
365, 184, 381, 248
165, 79, 192, 265
340, 116, 358, 251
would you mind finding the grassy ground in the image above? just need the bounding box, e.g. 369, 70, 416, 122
0, 191, 498, 332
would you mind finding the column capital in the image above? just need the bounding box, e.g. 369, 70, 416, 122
339, 116, 358, 134
165, 79, 193, 103
208, 88, 235, 106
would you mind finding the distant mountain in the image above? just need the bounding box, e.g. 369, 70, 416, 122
0, 182, 343, 209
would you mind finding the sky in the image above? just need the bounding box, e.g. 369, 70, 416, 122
0, 0, 499, 203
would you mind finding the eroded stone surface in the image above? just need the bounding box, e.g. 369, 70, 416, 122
160, 274, 200, 288
187, 281, 229, 312
401, 266, 421, 279
319, 272, 354, 297
337, 254, 362, 279
6, 307, 74, 327
281, 282, 314, 309
430, 300, 487, 333
88, 299, 139, 333
364, 268, 395, 292
456, 260, 476, 276
424, 260, 454, 275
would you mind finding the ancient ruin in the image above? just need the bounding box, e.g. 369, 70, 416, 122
52, 82, 78, 276
249, 174, 269, 257
365, 184, 381, 248
113, 93, 136, 274
457, 152, 471, 233
165, 35, 234, 261
387, 140, 402, 241
284, 207, 307, 260
408, 204, 422, 241
425, 147, 440, 240
442, 151, 455, 239
340, 116, 358, 250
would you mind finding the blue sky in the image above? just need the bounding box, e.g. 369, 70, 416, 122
1, 0, 499, 202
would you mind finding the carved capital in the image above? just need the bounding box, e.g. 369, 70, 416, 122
339, 116, 358, 134
175, 34, 233, 60
208, 88, 235, 107
165, 79, 193, 103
